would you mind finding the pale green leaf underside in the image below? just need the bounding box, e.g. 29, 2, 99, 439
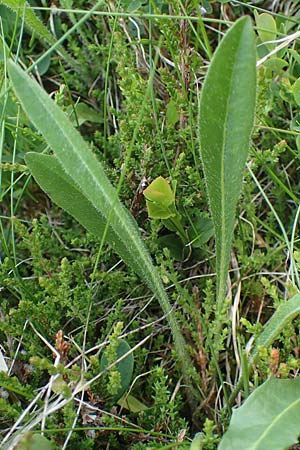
199, 17, 257, 305
8, 60, 190, 376
218, 378, 300, 450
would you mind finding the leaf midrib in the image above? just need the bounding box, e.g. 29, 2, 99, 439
218, 35, 244, 303
250, 395, 300, 449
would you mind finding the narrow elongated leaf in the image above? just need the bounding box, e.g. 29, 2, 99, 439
218, 378, 300, 450
8, 60, 190, 382
251, 294, 300, 362
230, 295, 300, 406
199, 17, 256, 306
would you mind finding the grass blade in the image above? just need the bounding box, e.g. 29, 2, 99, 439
1, 0, 77, 69
199, 17, 257, 307
8, 60, 192, 388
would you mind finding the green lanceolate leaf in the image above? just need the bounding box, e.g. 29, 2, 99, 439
218, 378, 300, 450
230, 295, 300, 405
8, 60, 192, 388
251, 294, 300, 363
199, 17, 256, 307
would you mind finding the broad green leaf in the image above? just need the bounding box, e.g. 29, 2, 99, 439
0, 4, 17, 36
100, 339, 134, 401
16, 432, 52, 450
121, 0, 144, 12
157, 234, 187, 261
8, 60, 191, 384
296, 134, 300, 151
201, 0, 212, 14
255, 12, 277, 47
188, 212, 214, 248
166, 99, 179, 126
199, 17, 256, 307
289, 49, 300, 66
218, 378, 300, 450
36, 53, 51, 76
290, 112, 300, 132
251, 294, 300, 363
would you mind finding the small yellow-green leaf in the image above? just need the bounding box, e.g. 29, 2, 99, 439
166, 99, 179, 126
292, 77, 300, 107
117, 394, 148, 412
263, 57, 288, 73
51, 375, 71, 398
145, 200, 175, 219
66, 102, 102, 126
143, 176, 175, 207
18, 433, 52, 450
256, 12, 277, 45
190, 433, 204, 450
296, 134, 300, 151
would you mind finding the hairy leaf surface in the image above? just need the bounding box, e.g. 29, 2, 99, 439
199, 17, 256, 306
8, 60, 190, 379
